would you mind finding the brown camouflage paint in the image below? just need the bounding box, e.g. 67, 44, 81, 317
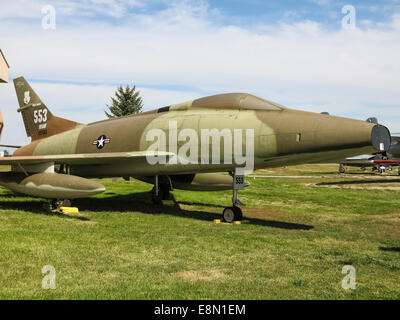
4, 81, 383, 178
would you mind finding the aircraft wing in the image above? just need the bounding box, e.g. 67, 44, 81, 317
0, 151, 175, 165
342, 158, 399, 166
345, 154, 375, 161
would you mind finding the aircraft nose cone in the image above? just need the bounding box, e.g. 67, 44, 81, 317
371, 124, 391, 152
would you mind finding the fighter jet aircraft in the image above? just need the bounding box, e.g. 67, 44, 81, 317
0, 77, 392, 222
339, 136, 400, 174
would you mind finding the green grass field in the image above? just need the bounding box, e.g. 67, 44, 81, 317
0, 164, 399, 299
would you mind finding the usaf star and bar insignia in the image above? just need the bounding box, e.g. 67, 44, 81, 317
92, 135, 111, 149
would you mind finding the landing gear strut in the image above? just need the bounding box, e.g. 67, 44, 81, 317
151, 175, 172, 204
222, 169, 245, 223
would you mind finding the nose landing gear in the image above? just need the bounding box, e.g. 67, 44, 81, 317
222, 169, 245, 223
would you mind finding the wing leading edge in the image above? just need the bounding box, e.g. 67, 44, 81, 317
0, 151, 175, 166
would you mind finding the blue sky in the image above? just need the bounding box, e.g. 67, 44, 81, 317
0, 0, 400, 145
42, 0, 400, 28
213, 0, 399, 23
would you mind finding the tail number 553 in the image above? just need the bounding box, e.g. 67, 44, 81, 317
34, 109, 48, 124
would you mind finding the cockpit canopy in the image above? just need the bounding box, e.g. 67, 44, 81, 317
160, 93, 286, 113
191, 93, 285, 111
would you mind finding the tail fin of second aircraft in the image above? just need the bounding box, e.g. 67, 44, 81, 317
13, 77, 80, 141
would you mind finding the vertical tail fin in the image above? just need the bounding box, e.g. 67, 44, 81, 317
13, 77, 80, 141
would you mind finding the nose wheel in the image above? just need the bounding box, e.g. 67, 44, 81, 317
222, 169, 245, 223
222, 206, 243, 223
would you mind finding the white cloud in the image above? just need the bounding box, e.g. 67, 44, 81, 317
1, 0, 400, 145
393, 13, 400, 30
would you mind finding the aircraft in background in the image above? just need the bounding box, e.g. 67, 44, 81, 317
0, 77, 392, 222
339, 121, 400, 174
339, 154, 400, 174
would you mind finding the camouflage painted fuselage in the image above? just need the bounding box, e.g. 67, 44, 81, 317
13, 93, 383, 178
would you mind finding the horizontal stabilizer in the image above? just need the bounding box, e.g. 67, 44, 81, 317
0, 144, 21, 148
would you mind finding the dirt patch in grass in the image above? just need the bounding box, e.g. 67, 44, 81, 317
244, 208, 286, 219
173, 270, 225, 282
303, 183, 400, 191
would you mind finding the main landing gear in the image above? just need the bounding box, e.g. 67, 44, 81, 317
45, 198, 72, 213
150, 171, 245, 224
222, 169, 245, 223
151, 175, 172, 205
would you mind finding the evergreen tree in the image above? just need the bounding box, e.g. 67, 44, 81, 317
105, 85, 143, 118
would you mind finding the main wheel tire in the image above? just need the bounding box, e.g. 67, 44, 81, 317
222, 207, 236, 223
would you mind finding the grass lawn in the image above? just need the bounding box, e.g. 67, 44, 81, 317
0, 164, 399, 299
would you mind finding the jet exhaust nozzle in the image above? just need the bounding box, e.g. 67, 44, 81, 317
371, 124, 391, 152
